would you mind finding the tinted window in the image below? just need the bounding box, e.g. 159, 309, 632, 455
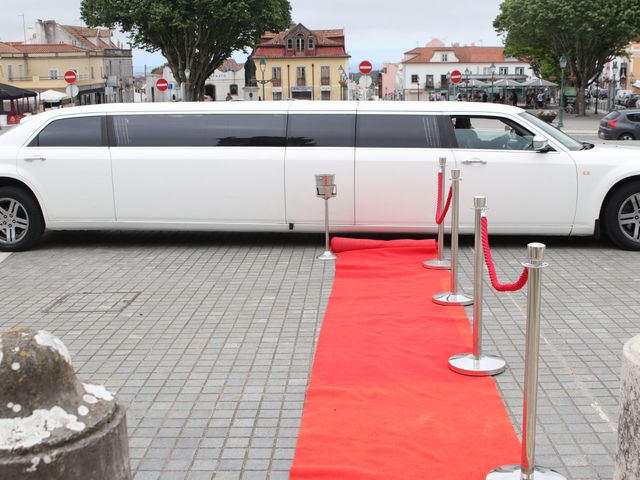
603, 111, 620, 121
626, 113, 640, 122
287, 114, 355, 147
450, 116, 535, 150
111, 114, 286, 147
357, 115, 441, 148
33, 116, 104, 147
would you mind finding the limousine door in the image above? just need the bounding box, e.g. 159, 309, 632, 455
284, 112, 355, 227
109, 112, 287, 226
17, 115, 115, 223
354, 112, 452, 230
447, 115, 577, 234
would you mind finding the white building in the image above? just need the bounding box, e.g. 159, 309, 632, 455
204, 59, 245, 101
401, 39, 534, 101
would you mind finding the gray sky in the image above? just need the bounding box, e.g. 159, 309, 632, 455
1, 0, 506, 74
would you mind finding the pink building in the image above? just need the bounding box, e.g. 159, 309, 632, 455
380, 63, 403, 100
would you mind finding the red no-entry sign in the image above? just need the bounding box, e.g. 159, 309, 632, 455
156, 78, 169, 92
64, 70, 77, 84
359, 61, 373, 75
450, 70, 462, 84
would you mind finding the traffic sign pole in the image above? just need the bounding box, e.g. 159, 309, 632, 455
359, 61, 373, 101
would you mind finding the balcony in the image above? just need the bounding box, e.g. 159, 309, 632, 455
272, 78, 282, 87
297, 78, 306, 87
320, 76, 330, 86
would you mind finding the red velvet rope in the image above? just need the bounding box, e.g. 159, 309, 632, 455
435, 171, 453, 225
480, 215, 529, 292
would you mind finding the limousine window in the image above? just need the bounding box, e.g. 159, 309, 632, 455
30, 116, 104, 147
450, 116, 535, 150
287, 114, 355, 147
356, 114, 442, 148
111, 114, 286, 147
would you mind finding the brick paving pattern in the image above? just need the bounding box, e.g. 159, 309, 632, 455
0, 229, 635, 479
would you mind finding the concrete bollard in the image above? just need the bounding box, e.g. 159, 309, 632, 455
615, 335, 640, 480
0, 328, 131, 480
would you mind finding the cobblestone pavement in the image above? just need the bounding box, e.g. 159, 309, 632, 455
0, 229, 636, 480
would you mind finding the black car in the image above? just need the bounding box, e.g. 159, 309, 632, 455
598, 110, 640, 140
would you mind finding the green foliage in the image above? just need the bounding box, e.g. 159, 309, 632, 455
494, 0, 640, 114
81, 0, 291, 97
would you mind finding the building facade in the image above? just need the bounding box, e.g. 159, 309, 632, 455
204, 59, 245, 101
252, 23, 350, 101
401, 39, 533, 101
24, 19, 134, 103
0, 42, 107, 105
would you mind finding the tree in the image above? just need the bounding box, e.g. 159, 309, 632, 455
81, 0, 292, 100
494, 0, 640, 115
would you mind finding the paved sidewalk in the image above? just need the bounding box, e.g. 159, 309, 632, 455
0, 230, 635, 479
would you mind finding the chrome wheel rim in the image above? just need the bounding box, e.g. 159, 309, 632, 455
0, 197, 29, 245
620, 134, 633, 140
618, 193, 640, 242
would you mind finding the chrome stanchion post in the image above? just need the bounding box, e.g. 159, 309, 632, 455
448, 196, 506, 376
423, 157, 450, 270
487, 243, 566, 480
315, 174, 337, 261
432, 168, 473, 306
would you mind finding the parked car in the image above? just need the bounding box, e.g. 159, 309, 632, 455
616, 89, 633, 106
598, 109, 640, 140
624, 94, 640, 108
2, 102, 640, 250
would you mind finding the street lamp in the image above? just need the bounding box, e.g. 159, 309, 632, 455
259, 59, 267, 100
464, 67, 471, 101
184, 68, 191, 101
415, 75, 420, 101
594, 79, 599, 114
612, 61, 619, 112
558, 54, 567, 129
489, 63, 496, 103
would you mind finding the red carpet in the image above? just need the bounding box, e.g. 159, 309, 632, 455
291, 239, 520, 479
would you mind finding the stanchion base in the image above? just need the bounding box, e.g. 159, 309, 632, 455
422, 258, 451, 270
317, 250, 337, 261
448, 353, 506, 377
432, 292, 473, 306
486, 465, 567, 480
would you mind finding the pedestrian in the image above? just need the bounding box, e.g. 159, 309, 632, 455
482, 91, 488, 102
510, 91, 518, 107
536, 91, 544, 108
226, 93, 233, 101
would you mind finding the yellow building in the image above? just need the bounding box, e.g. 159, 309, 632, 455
252, 23, 350, 101
0, 42, 105, 100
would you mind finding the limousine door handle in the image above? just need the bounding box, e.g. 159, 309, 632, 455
23, 155, 46, 162
461, 158, 487, 165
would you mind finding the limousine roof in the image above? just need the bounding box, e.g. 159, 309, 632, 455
28, 100, 526, 120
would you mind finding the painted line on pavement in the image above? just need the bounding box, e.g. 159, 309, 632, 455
0, 253, 11, 264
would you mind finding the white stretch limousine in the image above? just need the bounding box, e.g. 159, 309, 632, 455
0, 101, 640, 251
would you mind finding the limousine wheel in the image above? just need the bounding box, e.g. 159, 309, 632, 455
0, 187, 44, 252
604, 182, 640, 250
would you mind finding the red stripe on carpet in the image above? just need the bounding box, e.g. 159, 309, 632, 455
291, 240, 520, 479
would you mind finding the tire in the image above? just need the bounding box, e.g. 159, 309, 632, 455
619, 132, 635, 141
0, 187, 44, 252
603, 182, 640, 250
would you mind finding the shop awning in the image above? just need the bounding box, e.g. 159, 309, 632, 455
0, 83, 37, 100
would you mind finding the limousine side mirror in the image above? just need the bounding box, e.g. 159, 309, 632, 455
533, 135, 551, 153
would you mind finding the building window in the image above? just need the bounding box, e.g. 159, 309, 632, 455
17, 64, 24, 80
91, 67, 95, 79
7, 65, 13, 80
296, 35, 305, 52
272, 67, 282, 87
287, 38, 293, 50
440, 74, 448, 88
297, 66, 306, 86
426, 75, 434, 88
273, 91, 283, 101
515, 67, 524, 76
411, 74, 419, 84
321, 66, 330, 85
321, 90, 331, 101
499, 67, 508, 75
48, 69, 59, 79
442, 53, 448, 62
308, 37, 314, 50
229, 84, 238, 95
